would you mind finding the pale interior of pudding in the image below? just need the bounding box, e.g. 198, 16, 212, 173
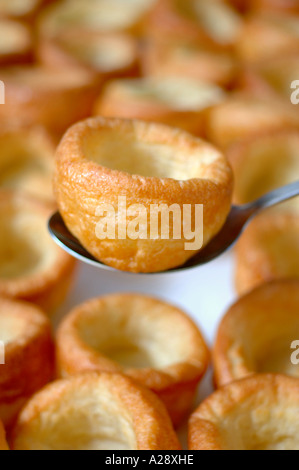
0, 311, 27, 344
23, 383, 137, 450
0, 135, 53, 198
119, 77, 225, 111
64, 36, 134, 71
234, 134, 299, 207
227, 309, 299, 378
83, 126, 219, 180
77, 303, 194, 370
0, 21, 29, 54
0, 0, 38, 16
215, 395, 299, 450
43, 0, 154, 35
174, 0, 242, 43
0, 203, 57, 279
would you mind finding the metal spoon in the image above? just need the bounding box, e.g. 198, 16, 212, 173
49, 181, 299, 273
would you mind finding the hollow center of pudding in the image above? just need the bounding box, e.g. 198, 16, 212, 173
120, 77, 225, 111
217, 397, 299, 450
32, 383, 137, 450
83, 124, 219, 180
65, 36, 134, 71
261, 61, 299, 97
0, 204, 56, 279
0, 135, 53, 198
234, 134, 299, 208
77, 302, 193, 370
0, 22, 29, 54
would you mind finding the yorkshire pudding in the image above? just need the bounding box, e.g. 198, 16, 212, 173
94, 77, 226, 136
189, 374, 299, 450
0, 420, 8, 450
205, 94, 299, 150
38, 0, 156, 38
0, 192, 76, 313
38, 31, 139, 80
214, 280, 299, 388
54, 117, 233, 273
235, 212, 299, 295
56, 293, 210, 426
236, 13, 299, 63
0, 297, 55, 428
0, 0, 42, 19
12, 372, 181, 450
0, 65, 99, 138
227, 129, 299, 210
241, 55, 299, 102
0, 20, 32, 66
0, 127, 55, 202
147, 0, 242, 47
142, 38, 237, 88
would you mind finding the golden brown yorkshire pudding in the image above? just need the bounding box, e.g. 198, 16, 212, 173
12, 372, 181, 450
0, 297, 55, 428
56, 294, 210, 427
227, 129, 299, 209
189, 374, 299, 450
147, 0, 243, 47
0, 192, 76, 313
235, 213, 299, 295
241, 55, 299, 102
237, 13, 299, 63
54, 117, 233, 273
0, 66, 99, 138
142, 38, 237, 88
213, 281, 299, 388
205, 94, 299, 150
0, 420, 9, 450
0, 20, 32, 66
38, 0, 156, 38
38, 31, 139, 80
94, 77, 226, 136
0, 127, 55, 202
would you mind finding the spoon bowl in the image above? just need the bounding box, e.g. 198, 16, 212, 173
49, 181, 299, 274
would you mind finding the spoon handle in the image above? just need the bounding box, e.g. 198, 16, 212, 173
246, 181, 299, 213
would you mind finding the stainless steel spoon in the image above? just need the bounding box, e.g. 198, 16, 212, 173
48, 181, 299, 273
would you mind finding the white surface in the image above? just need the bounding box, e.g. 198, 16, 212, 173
53, 252, 237, 449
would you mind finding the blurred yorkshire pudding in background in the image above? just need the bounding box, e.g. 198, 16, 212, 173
0, 0, 44, 20
235, 212, 299, 295
0, 127, 55, 202
213, 280, 299, 388
236, 13, 299, 63
188, 374, 299, 450
0, 297, 54, 428
142, 38, 237, 88
204, 94, 299, 150
37, 31, 140, 80
56, 293, 209, 427
54, 117, 233, 273
0, 66, 100, 139
0, 192, 76, 313
241, 54, 299, 102
37, 0, 156, 38
12, 372, 181, 450
147, 0, 243, 48
227, 129, 299, 210
94, 76, 226, 136
0, 20, 32, 66
0, 420, 9, 450
251, 0, 299, 14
